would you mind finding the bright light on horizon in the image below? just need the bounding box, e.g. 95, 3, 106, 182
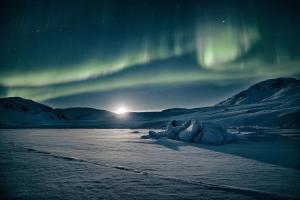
115, 106, 128, 115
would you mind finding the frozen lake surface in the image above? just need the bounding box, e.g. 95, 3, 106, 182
0, 129, 300, 200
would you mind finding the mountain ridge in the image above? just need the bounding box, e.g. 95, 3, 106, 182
1, 77, 299, 128
217, 77, 300, 106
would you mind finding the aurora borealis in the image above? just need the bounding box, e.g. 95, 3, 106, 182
0, 0, 299, 111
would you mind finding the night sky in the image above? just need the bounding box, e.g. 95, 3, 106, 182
0, 0, 299, 111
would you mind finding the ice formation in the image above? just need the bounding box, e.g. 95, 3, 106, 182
148, 120, 236, 145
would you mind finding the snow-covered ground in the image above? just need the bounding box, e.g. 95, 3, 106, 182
1, 129, 299, 200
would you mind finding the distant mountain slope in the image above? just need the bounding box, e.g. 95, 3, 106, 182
0, 97, 68, 127
0, 77, 299, 128
55, 107, 115, 120
217, 78, 300, 106
0, 97, 122, 128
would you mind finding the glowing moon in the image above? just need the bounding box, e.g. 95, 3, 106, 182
115, 106, 128, 114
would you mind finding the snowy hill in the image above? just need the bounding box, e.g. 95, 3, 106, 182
0, 97, 68, 127
0, 77, 299, 128
0, 97, 122, 128
217, 78, 300, 106
139, 78, 300, 128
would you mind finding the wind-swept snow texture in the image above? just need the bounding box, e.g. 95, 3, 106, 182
1, 129, 300, 200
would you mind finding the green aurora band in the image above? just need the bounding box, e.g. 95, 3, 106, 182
1, 19, 261, 86
1, 1, 299, 101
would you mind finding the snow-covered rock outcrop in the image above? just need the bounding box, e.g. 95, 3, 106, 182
148, 120, 237, 145
198, 122, 237, 144
178, 120, 200, 142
